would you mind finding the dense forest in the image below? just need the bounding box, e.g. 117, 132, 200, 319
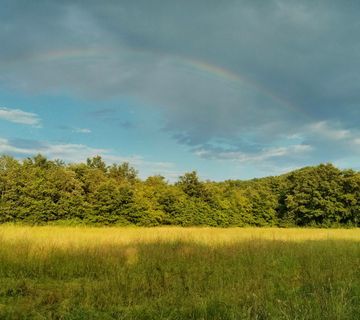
0, 154, 359, 227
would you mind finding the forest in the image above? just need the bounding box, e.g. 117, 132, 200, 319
0, 154, 359, 227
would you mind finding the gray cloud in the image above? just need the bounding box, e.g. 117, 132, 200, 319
1, 0, 360, 168
87, 108, 135, 129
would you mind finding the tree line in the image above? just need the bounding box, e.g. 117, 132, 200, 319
0, 154, 359, 227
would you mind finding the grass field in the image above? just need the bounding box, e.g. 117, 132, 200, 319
0, 226, 359, 319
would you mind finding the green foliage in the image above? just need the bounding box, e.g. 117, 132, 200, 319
176, 171, 207, 198
0, 154, 359, 227
279, 164, 360, 227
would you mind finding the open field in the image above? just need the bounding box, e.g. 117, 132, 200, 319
0, 226, 359, 319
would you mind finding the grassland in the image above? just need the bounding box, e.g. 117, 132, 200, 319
0, 226, 359, 319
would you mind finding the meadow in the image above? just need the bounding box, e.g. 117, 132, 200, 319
0, 226, 359, 319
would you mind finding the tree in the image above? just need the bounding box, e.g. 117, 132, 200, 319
108, 162, 138, 183
176, 171, 206, 198
86, 155, 107, 172
0, 154, 359, 227
282, 164, 348, 226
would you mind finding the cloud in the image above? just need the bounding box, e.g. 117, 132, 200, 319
304, 120, 360, 147
58, 126, 92, 134
194, 144, 313, 163
191, 120, 360, 169
0, 107, 41, 126
0, 136, 177, 179
296, 121, 360, 165
73, 128, 91, 134
308, 121, 351, 141
0, 137, 106, 161
1, 1, 360, 171
87, 108, 135, 128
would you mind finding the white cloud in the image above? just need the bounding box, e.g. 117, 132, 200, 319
0, 137, 177, 179
0, 107, 41, 126
308, 121, 351, 141
73, 128, 92, 134
195, 144, 312, 163
0, 138, 105, 161
304, 121, 360, 151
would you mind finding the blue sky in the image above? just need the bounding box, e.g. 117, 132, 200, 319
1, 0, 360, 181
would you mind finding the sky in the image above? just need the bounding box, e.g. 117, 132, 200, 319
1, 0, 360, 181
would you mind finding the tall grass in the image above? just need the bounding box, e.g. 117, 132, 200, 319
0, 226, 359, 319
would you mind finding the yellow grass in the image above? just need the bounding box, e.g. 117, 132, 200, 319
0, 225, 359, 249
0, 226, 359, 318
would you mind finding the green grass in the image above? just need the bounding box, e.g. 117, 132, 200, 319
0, 227, 359, 319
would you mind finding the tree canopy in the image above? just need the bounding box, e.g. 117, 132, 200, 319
0, 155, 359, 227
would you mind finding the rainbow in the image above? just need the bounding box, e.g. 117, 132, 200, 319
24, 47, 304, 117
174, 57, 303, 116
